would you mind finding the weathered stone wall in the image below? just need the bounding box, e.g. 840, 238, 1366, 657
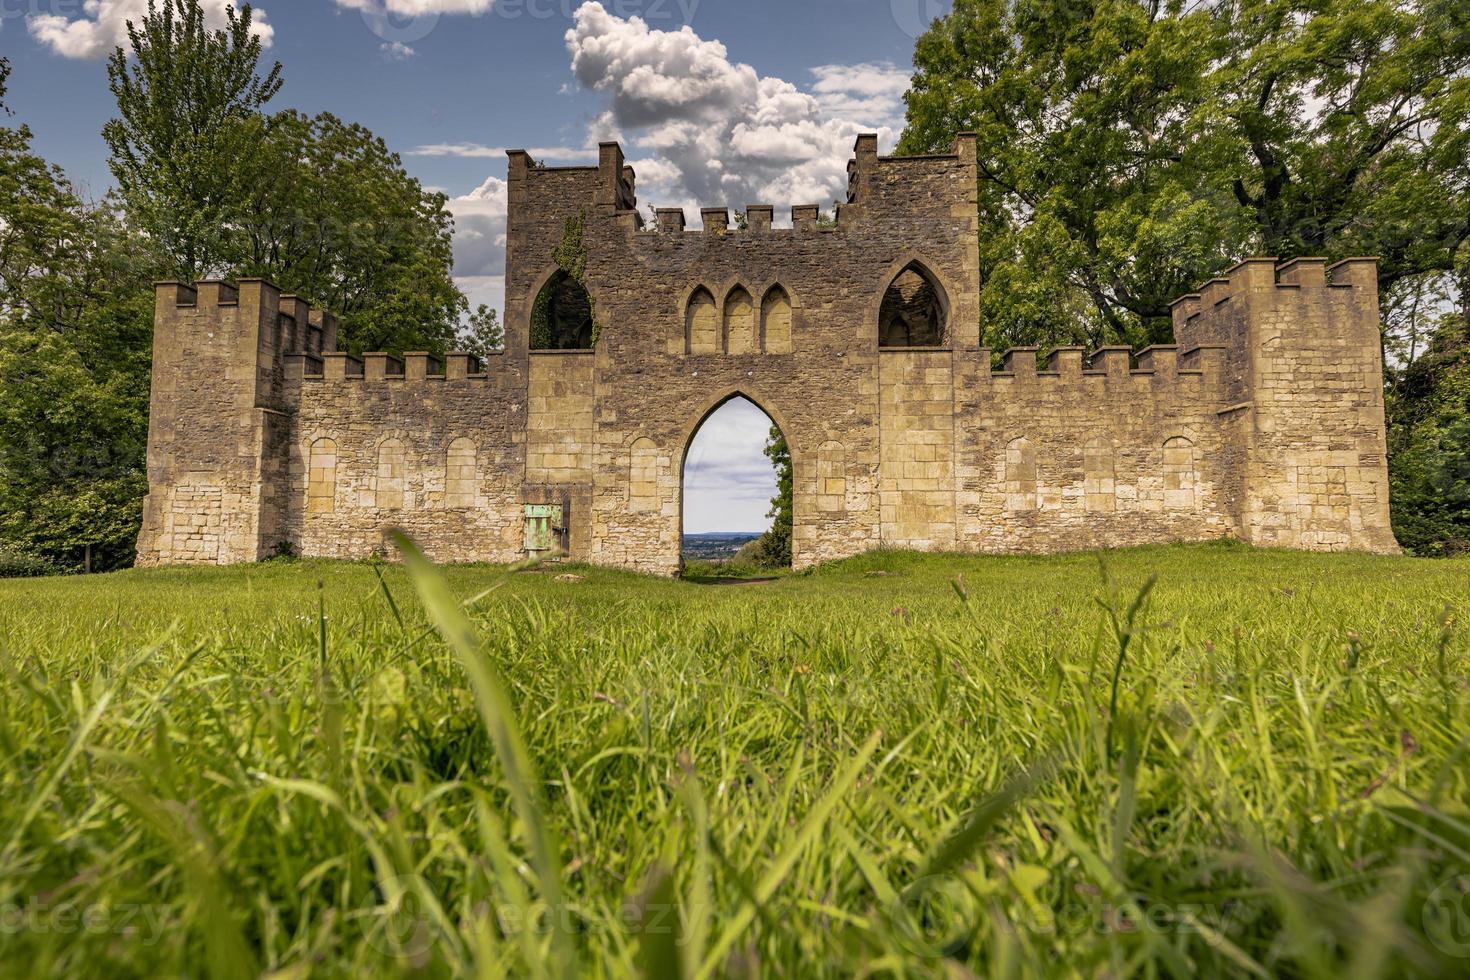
951, 346, 1236, 551
880, 352, 958, 551
285, 352, 528, 565
1174, 257, 1398, 553
135, 133, 1400, 572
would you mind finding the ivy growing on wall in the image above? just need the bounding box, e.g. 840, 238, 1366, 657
530, 209, 602, 350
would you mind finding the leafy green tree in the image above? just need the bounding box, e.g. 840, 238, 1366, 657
1388, 307, 1470, 554
902, 0, 1470, 349
0, 99, 156, 572
106, 3, 469, 355
234, 111, 465, 354
104, 0, 282, 280
461, 305, 504, 358
0, 58, 10, 114
753, 426, 793, 568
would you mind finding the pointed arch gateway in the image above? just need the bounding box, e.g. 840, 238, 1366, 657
678, 389, 798, 572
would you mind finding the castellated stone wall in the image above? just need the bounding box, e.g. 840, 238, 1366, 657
136, 133, 1399, 573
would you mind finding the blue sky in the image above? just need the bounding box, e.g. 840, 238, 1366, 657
2, 0, 949, 532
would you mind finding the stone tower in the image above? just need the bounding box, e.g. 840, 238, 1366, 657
1172, 257, 1397, 553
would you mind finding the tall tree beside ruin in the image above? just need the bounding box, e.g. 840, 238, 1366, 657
756, 426, 793, 568
104, 0, 282, 280
901, 0, 1470, 350
105, 3, 468, 354
0, 67, 157, 573
232, 111, 466, 355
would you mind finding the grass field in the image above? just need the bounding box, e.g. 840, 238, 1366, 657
1, 542, 1468, 978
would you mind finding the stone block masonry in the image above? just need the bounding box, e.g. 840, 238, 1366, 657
136, 134, 1399, 572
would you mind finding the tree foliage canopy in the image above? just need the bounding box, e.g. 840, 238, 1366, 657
1388, 311, 1470, 555
0, 1, 479, 573
0, 116, 156, 571
104, 0, 282, 279
232, 110, 465, 354
106, 0, 465, 355
902, 0, 1470, 350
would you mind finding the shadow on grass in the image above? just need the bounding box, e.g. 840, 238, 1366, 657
680, 558, 791, 586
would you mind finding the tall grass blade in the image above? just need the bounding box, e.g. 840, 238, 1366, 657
389, 530, 573, 977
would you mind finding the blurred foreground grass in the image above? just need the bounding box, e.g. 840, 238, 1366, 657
0, 541, 1468, 977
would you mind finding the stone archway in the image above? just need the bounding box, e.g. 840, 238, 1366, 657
677, 389, 798, 572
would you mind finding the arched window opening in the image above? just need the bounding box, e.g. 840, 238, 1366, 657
1163, 437, 1197, 510
762, 286, 793, 354
879, 263, 946, 347
630, 438, 659, 512
817, 442, 846, 513
307, 437, 337, 515
1084, 437, 1116, 513
686, 287, 718, 354
446, 438, 477, 509
1006, 436, 1037, 512
682, 396, 791, 571
530, 271, 594, 350
376, 439, 406, 511
724, 287, 757, 355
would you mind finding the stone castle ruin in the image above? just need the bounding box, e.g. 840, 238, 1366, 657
136, 134, 1399, 574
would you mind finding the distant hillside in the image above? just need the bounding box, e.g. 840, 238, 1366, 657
682, 532, 762, 561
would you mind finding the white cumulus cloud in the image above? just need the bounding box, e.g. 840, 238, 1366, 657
564, 2, 908, 209
449, 175, 510, 315
808, 62, 911, 120
29, 0, 274, 61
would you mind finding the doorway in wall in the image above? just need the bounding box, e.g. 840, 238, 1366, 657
680, 395, 791, 575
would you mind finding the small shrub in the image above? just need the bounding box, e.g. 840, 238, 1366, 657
0, 544, 64, 578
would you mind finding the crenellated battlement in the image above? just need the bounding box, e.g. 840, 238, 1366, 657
1170, 256, 1377, 340
640, 203, 845, 235
879, 343, 1227, 389
289, 350, 494, 382
138, 121, 1399, 574
511, 131, 979, 257
1016, 344, 1222, 381
156, 278, 340, 355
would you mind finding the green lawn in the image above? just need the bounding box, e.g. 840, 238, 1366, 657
1, 543, 1467, 977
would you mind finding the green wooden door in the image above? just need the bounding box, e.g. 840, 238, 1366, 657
523, 504, 564, 556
